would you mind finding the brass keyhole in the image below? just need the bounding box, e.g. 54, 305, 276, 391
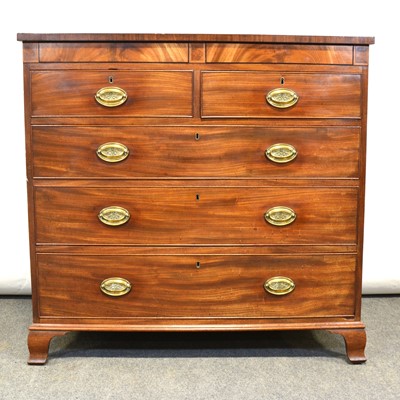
196, 194, 200, 201
109, 76, 114, 83
196, 261, 201, 269
280, 77, 285, 85
195, 132, 200, 141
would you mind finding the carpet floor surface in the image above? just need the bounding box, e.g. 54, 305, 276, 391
0, 296, 399, 399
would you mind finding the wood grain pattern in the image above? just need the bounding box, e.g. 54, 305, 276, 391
31, 70, 193, 117
206, 44, 353, 64
36, 244, 358, 256
34, 187, 358, 245
189, 43, 206, 63
32, 126, 360, 178
19, 34, 373, 364
354, 46, 369, 65
202, 71, 361, 118
23, 43, 38, 63
39, 43, 189, 63
17, 33, 375, 45
32, 179, 359, 188
329, 328, 367, 363
27, 331, 68, 365
37, 254, 356, 318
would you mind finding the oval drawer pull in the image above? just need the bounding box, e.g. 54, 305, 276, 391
100, 277, 132, 297
264, 276, 295, 296
264, 206, 296, 226
96, 142, 130, 163
98, 206, 130, 226
265, 143, 297, 163
95, 86, 128, 107
266, 88, 299, 108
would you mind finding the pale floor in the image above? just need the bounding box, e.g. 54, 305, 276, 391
0, 296, 399, 400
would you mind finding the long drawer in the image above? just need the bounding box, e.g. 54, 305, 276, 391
37, 254, 356, 318
32, 126, 360, 178
201, 71, 361, 118
30, 70, 193, 117
35, 187, 358, 245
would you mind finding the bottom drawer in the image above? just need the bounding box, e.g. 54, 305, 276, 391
37, 254, 356, 319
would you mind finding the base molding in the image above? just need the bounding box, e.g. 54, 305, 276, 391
27, 321, 366, 365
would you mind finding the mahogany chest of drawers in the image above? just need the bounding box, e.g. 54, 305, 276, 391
17, 33, 374, 364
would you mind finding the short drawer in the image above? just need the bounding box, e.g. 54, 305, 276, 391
39, 42, 189, 63
35, 187, 358, 245
31, 70, 193, 117
32, 126, 360, 179
201, 71, 361, 118
37, 254, 356, 318
206, 43, 353, 64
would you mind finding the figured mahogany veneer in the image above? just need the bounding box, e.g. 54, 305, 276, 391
37, 254, 356, 318
31, 70, 193, 117
32, 126, 360, 178
18, 33, 374, 365
201, 72, 361, 118
35, 187, 358, 245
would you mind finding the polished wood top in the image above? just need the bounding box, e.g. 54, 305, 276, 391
17, 33, 375, 45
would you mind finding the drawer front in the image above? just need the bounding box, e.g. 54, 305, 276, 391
31, 70, 193, 117
206, 43, 353, 64
201, 71, 361, 118
39, 42, 189, 63
37, 254, 356, 318
35, 187, 358, 245
32, 126, 359, 179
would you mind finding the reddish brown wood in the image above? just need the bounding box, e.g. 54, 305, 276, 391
34, 187, 358, 245
19, 34, 372, 364
354, 68, 370, 320
29, 62, 363, 73
201, 71, 361, 118
329, 329, 367, 363
32, 178, 360, 188
39, 42, 189, 63
23, 43, 38, 63
189, 43, 205, 63
27, 330, 68, 365
30, 70, 193, 117
36, 244, 357, 255
206, 44, 353, 64
354, 46, 369, 65
17, 33, 375, 45
32, 126, 360, 179
36, 254, 356, 318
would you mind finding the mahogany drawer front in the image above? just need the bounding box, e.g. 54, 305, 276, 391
201, 71, 361, 119
206, 43, 353, 64
35, 187, 358, 245
32, 126, 360, 179
30, 70, 193, 117
37, 254, 356, 318
39, 42, 189, 63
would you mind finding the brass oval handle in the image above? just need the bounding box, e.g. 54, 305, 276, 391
98, 206, 130, 226
264, 276, 295, 296
264, 206, 296, 226
265, 143, 297, 163
266, 88, 299, 108
95, 86, 128, 107
100, 277, 132, 297
96, 142, 130, 163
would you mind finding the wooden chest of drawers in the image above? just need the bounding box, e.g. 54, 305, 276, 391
17, 33, 374, 364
